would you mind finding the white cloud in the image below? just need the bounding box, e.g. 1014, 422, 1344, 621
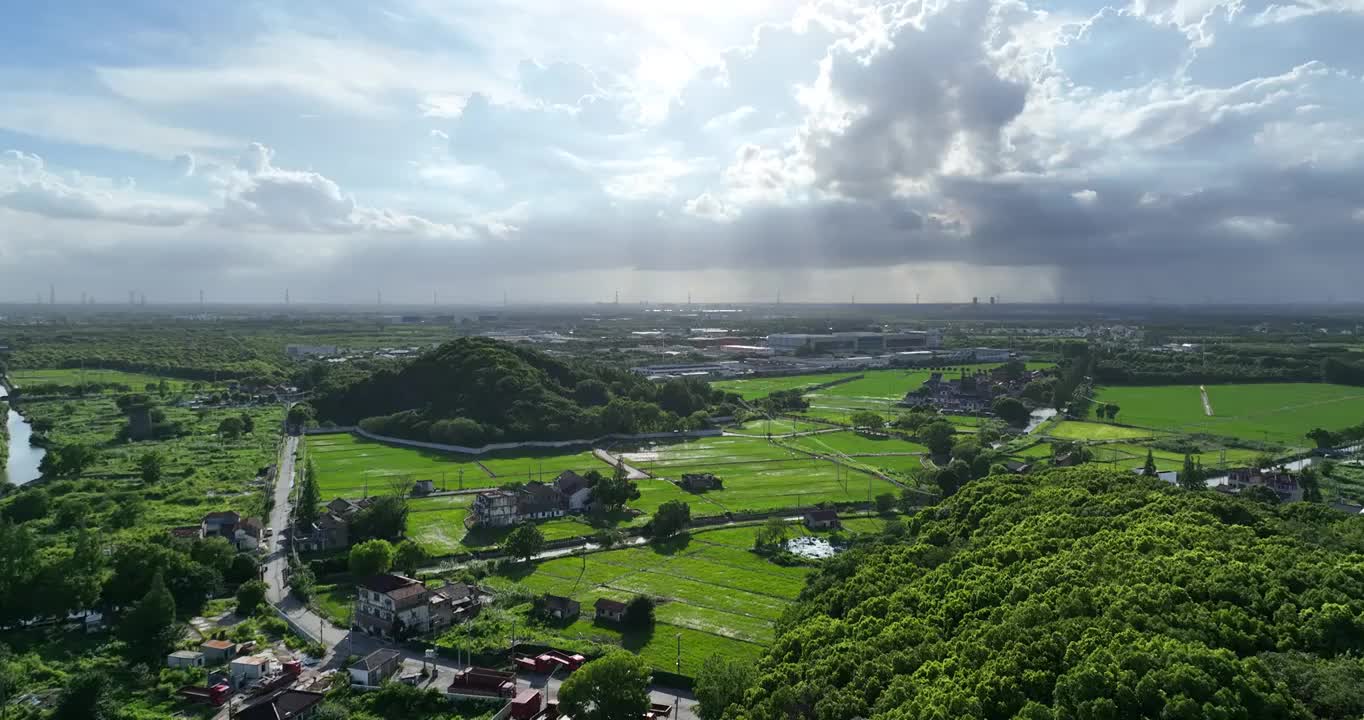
683, 192, 737, 221
0, 150, 205, 226
429, 129, 450, 141
0, 91, 242, 158
1072, 189, 1098, 203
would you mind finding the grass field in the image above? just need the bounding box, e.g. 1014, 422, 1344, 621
728, 418, 831, 435
1094, 383, 1364, 446
784, 431, 928, 456
7, 368, 207, 392
1046, 421, 1165, 441
307, 434, 491, 498
790, 364, 1055, 424
711, 373, 860, 401
620, 435, 900, 512
477, 448, 607, 480
1085, 443, 1262, 473
473, 524, 821, 673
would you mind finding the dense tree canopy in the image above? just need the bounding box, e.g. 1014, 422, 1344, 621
312, 338, 730, 446
737, 468, 1364, 720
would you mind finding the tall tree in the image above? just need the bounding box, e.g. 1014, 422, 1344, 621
138, 449, 164, 484
239, 411, 255, 434
53, 672, 118, 720
593, 465, 640, 511
349, 539, 395, 577
1178, 454, 1204, 491
557, 652, 652, 720
121, 571, 178, 662
695, 654, 756, 720
920, 421, 956, 457
217, 416, 245, 440
296, 458, 321, 529
503, 523, 545, 562
991, 397, 1030, 427
849, 411, 886, 433
393, 540, 428, 576
650, 500, 691, 539
236, 579, 268, 616
1142, 449, 1158, 477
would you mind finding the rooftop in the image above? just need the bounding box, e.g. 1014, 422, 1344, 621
353, 649, 401, 671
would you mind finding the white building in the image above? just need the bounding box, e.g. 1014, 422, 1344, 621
167, 650, 205, 669
354, 574, 437, 639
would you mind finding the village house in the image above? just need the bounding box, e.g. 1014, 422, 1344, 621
236, 690, 326, 720
293, 497, 373, 552
166, 650, 204, 669
200, 511, 264, 551
349, 649, 401, 687
355, 575, 433, 639
553, 471, 593, 512
594, 598, 627, 623
804, 509, 840, 530
413, 479, 436, 496
168, 525, 203, 541
678, 473, 723, 493
470, 489, 521, 528
229, 656, 270, 688
432, 582, 482, 623
1226, 468, 1304, 502
540, 594, 580, 621
200, 639, 236, 665
469, 482, 577, 527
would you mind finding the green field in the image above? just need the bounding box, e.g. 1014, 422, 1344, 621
1046, 421, 1164, 441
1094, 383, 1364, 446
307, 434, 491, 498
785, 431, 928, 456
728, 418, 831, 435
472, 524, 820, 673
792, 364, 1055, 424
477, 448, 608, 480
1085, 443, 1262, 473
711, 373, 860, 400
8, 368, 202, 392
621, 435, 900, 512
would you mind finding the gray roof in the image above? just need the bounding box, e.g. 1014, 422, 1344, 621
353, 649, 400, 671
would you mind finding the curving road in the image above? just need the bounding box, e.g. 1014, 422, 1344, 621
263, 434, 698, 718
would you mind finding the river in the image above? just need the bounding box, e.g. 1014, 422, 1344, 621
1, 384, 45, 485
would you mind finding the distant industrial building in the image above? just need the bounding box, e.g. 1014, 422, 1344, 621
767, 331, 941, 355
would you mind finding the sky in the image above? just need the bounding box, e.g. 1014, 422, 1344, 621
2, 0, 1363, 305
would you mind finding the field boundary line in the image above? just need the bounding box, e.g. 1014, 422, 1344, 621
601, 579, 785, 622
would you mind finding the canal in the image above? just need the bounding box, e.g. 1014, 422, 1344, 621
1, 383, 45, 485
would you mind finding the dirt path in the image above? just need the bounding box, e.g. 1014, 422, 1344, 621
1200, 385, 1214, 416
593, 448, 651, 479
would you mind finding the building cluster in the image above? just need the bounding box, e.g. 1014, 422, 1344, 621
292, 496, 377, 552
1220, 467, 1304, 502
633, 346, 1014, 381
353, 574, 482, 640
904, 364, 1040, 414
469, 471, 593, 528
168, 510, 265, 551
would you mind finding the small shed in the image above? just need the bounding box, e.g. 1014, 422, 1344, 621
167, 650, 205, 669
229, 656, 269, 687
594, 598, 628, 623
349, 649, 401, 687
803, 509, 840, 530
541, 594, 580, 621
200, 639, 237, 665
413, 479, 436, 496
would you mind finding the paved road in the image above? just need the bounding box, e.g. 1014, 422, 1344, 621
264, 434, 699, 719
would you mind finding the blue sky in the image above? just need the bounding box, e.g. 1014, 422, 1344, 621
2, 0, 1363, 304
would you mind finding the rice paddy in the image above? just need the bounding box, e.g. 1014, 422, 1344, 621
1093, 383, 1364, 446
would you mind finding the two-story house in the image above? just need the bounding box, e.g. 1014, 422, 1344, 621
470, 490, 521, 528
354, 574, 435, 640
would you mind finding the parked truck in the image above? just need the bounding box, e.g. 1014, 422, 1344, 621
178, 684, 231, 707
447, 667, 517, 699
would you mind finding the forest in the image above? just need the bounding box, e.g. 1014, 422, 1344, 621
310, 338, 736, 446
735, 467, 1364, 720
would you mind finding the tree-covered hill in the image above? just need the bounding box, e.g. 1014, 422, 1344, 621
312, 337, 732, 445
738, 469, 1364, 720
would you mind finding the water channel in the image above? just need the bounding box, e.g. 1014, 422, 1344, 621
1, 383, 45, 485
